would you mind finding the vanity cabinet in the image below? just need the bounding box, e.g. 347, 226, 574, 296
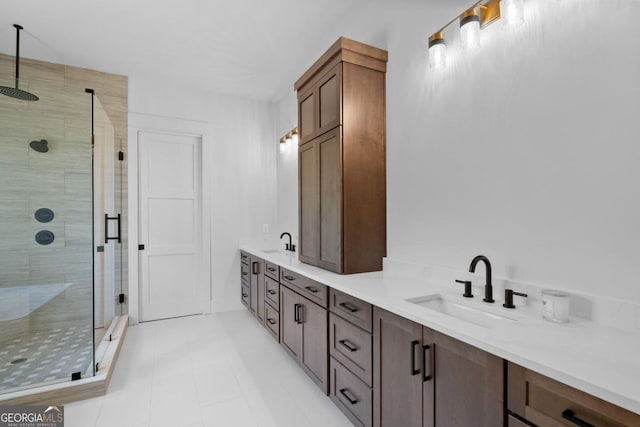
240, 253, 250, 309
295, 37, 388, 275
373, 307, 502, 427
507, 362, 640, 427
280, 284, 329, 394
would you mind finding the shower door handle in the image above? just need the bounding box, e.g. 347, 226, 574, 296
105, 213, 121, 244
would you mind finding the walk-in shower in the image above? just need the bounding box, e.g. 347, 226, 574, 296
0, 35, 127, 397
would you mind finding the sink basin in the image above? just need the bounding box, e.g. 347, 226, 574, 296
407, 294, 518, 328
261, 249, 279, 253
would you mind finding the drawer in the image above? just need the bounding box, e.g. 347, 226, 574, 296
329, 313, 372, 386
508, 362, 640, 427
240, 250, 250, 265
329, 289, 373, 333
330, 357, 372, 427
240, 284, 249, 308
241, 262, 250, 284
280, 267, 328, 308
264, 302, 280, 342
264, 275, 279, 309
265, 261, 279, 280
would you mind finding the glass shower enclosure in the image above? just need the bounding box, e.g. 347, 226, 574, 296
0, 67, 123, 395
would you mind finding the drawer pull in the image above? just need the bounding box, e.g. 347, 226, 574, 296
296, 304, 303, 324
338, 339, 358, 352
294, 303, 300, 323
562, 410, 595, 427
242, 293, 248, 298
241, 254, 248, 259
305, 286, 319, 293
252, 262, 259, 275
422, 344, 432, 382
284, 275, 296, 281
267, 318, 276, 325
267, 289, 277, 295
339, 388, 358, 405
339, 301, 359, 312
242, 272, 248, 276
410, 340, 420, 376
267, 267, 277, 272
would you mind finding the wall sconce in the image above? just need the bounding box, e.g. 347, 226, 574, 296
279, 127, 299, 154
428, 32, 446, 69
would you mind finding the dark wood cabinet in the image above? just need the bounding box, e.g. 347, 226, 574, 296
508, 362, 640, 427
373, 307, 502, 427
373, 307, 424, 427
295, 37, 388, 275
279, 284, 328, 394
430, 331, 502, 427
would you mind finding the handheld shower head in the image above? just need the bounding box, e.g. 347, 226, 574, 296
30, 139, 48, 153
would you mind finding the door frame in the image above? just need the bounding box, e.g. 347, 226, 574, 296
128, 113, 212, 324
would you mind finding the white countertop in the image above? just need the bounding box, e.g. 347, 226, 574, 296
240, 243, 640, 415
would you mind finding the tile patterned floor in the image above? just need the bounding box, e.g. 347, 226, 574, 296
0, 325, 93, 393
65, 310, 352, 427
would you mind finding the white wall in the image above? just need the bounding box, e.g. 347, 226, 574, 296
129, 77, 277, 319
275, 0, 640, 303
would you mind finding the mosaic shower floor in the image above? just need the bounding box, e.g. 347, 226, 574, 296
0, 325, 93, 394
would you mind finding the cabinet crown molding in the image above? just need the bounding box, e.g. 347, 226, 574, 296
294, 36, 388, 91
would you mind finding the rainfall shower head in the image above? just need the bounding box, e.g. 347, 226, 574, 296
0, 25, 39, 101
30, 139, 48, 153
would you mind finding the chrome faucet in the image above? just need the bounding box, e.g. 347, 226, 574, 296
469, 255, 494, 303
280, 232, 295, 252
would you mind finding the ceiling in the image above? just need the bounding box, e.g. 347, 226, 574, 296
0, 0, 371, 101
0, 0, 469, 102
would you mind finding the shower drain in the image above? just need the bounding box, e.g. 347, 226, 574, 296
10, 358, 27, 364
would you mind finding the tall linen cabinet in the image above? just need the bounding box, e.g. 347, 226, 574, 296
295, 37, 388, 274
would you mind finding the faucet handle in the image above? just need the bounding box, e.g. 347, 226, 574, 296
503, 289, 528, 309
455, 280, 473, 298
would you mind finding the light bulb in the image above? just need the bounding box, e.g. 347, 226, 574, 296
428, 33, 446, 69
291, 132, 299, 146
502, 0, 524, 26
279, 143, 286, 154
460, 9, 481, 50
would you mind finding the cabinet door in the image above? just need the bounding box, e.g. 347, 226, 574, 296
317, 128, 342, 273
432, 331, 503, 427
280, 285, 302, 361
317, 64, 341, 135
299, 141, 319, 264
300, 298, 329, 394
373, 307, 424, 427
298, 85, 316, 144
250, 258, 264, 321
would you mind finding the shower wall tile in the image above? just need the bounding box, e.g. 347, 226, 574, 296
0, 53, 128, 322
0, 136, 29, 166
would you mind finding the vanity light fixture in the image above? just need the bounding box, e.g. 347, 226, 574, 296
279, 127, 299, 154
428, 32, 446, 68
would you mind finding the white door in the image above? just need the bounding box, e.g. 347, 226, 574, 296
138, 131, 203, 321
